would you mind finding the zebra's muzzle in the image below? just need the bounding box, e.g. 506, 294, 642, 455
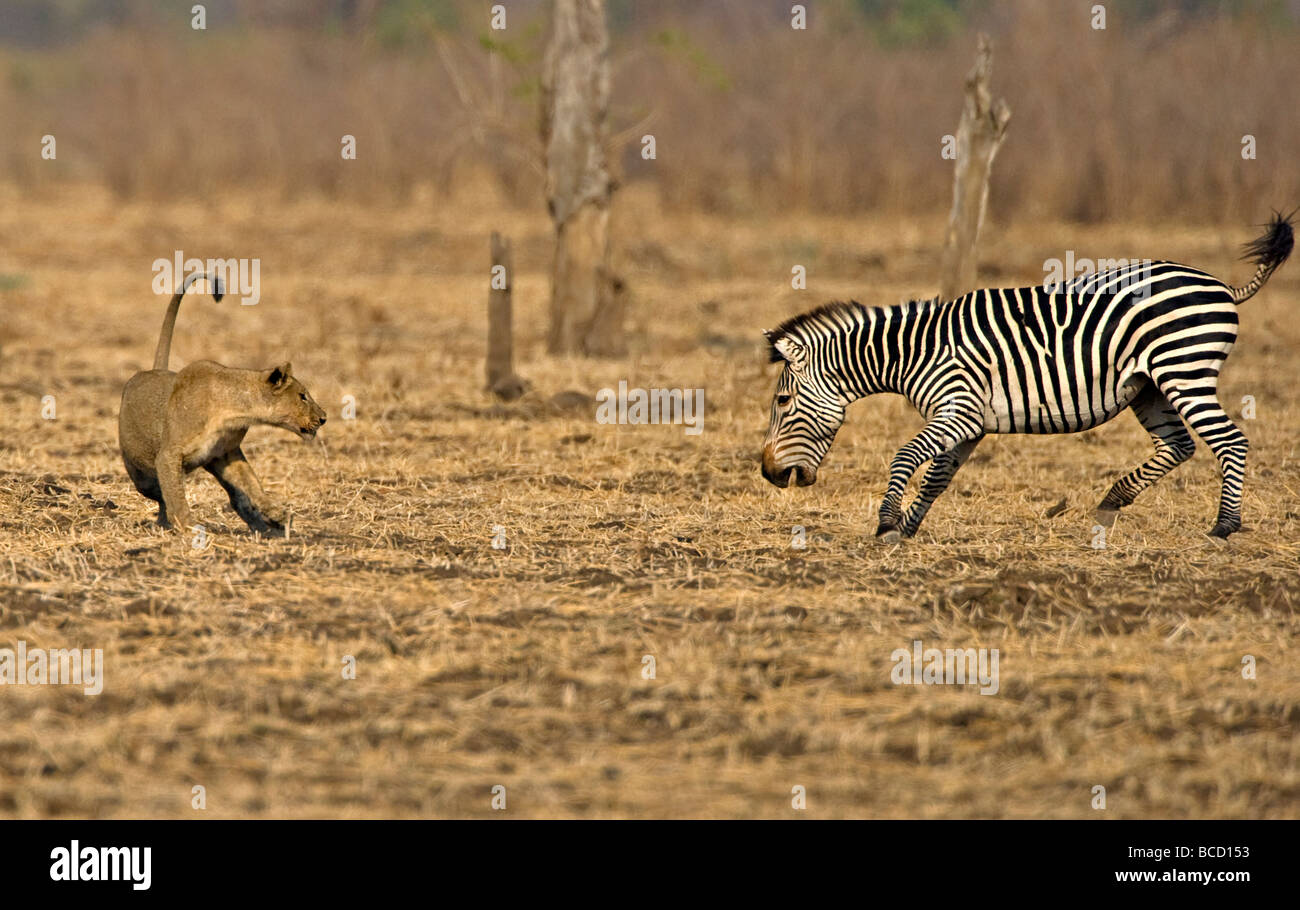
762, 449, 816, 488
761, 448, 790, 487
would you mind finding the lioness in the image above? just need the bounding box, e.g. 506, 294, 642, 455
118, 271, 327, 535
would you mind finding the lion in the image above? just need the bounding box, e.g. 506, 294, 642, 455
118, 271, 327, 535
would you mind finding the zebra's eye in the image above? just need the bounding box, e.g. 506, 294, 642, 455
776, 394, 792, 407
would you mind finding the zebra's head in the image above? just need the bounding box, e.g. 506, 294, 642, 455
761, 327, 847, 488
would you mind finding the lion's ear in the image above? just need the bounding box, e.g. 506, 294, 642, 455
267, 363, 293, 388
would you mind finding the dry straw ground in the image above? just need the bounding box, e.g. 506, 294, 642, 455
0, 182, 1297, 818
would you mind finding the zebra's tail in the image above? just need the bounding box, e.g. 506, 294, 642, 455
1229, 210, 1295, 304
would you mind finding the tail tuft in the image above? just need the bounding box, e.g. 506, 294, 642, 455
153, 270, 226, 370
1231, 210, 1295, 303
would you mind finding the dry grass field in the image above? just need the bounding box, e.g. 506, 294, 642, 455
0, 182, 1298, 818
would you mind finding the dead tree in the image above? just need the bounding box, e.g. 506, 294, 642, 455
541, 0, 623, 356
486, 231, 527, 401
938, 33, 1011, 303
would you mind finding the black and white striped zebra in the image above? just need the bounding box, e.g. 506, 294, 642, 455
760, 213, 1294, 540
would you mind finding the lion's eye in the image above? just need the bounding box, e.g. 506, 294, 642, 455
299, 393, 307, 401
776, 394, 792, 406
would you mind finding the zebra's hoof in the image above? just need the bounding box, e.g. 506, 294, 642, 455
1094, 507, 1119, 528
878, 529, 903, 544
1207, 524, 1237, 541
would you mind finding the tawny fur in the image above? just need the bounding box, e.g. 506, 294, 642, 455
118, 272, 327, 535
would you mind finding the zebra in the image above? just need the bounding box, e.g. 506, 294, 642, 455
760, 213, 1294, 541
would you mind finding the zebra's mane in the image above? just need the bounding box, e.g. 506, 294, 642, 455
766, 298, 937, 362
766, 301, 865, 362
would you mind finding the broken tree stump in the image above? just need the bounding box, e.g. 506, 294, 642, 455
486, 231, 527, 401
938, 33, 1011, 303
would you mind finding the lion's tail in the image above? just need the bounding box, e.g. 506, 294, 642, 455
153, 271, 224, 370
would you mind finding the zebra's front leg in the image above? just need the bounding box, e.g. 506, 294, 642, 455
877, 421, 980, 541
898, 437, 982, 538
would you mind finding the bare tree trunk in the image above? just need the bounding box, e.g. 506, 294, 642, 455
486, 231, 526, 401
541, 0, 622, 356
939, 33, 1011, 303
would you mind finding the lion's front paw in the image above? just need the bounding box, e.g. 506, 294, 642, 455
244, 503, 288, 536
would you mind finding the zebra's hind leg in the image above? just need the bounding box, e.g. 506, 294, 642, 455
1096, 383, 1195, 525
899, 438, 982, 538
1153, 374, 1248, 538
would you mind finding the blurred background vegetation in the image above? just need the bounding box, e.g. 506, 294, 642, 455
1, 0, 1297, 222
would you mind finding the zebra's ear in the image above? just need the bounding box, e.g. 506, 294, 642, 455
769, 335, 808, 370
763, 329, 782, 363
